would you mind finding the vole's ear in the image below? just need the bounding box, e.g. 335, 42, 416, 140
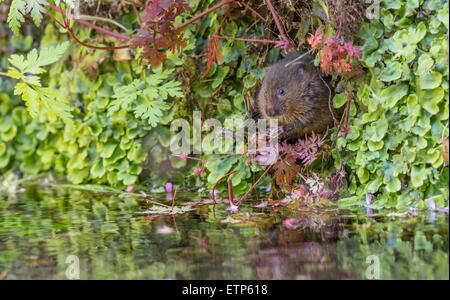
292, 61, 308, 77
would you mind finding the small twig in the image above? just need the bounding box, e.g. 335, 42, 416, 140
45, 3, 131, 41
0, 72, 8, 77
214, 35, 280, 44
285, 50, 313, 67
235, 164, 273, 206
228, 178, 234, 205
171, 153, 243, 162
212, 170, 237, 218
171, 186, 179, 211
131, 1, 143, 26
177, 0, 235, 31
265, 0, 290, 43
237, 0, 267, 23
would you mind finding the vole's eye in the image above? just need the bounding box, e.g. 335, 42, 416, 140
277, 88, 286, 97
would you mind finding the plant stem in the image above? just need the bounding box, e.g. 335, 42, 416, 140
215, 35, 279, 44
131, 1, 143, 27
77, 15, 129, 31
211, 170, 237, 217
265, 0, 288, 41
0, 72, 8, 77
171, 186, 179, 211
237, 0, 266, 23
227, 178, 234, 205
44, 3, 131, 41
235, 165, 273, 206
176, 0, 235, 30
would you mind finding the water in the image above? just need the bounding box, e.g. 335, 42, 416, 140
0, 185, 448, 280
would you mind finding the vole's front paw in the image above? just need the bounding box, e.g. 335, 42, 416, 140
282, 123, 295, 133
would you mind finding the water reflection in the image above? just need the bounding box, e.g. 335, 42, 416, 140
0, 186, 448, 280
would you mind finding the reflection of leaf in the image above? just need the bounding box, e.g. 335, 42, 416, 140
58, 184, 123, 194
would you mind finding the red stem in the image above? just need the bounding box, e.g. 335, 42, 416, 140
46, 4, 130, 50
44, 3, 131, 41
227, 178, 234, 205
211, 170, 237, 217
265, 0, 288, 41
132, 1, 143, 27
73, 17, 131, 40
237, 0, 267, 23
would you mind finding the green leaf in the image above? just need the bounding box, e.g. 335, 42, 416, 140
382, 0, 401, 10
212, 66, 230, 89
7, 0, 26, 36
415, 54, 434, 76
37, 87, 73, 125
134, 99, 169, 127
380, 61, 402, 82
421, 88, 445, 115
14, 82, 40, 117
109, 80, 142, 115
159, 80, 183, 99
7, 0, 48, 35
68, 168, 89, 184
411, 165, 425, 188
380, 84, 409, 108
91, 159, 106, 178
333, 93, 347, 108
25, 0, 46, 27
420, 72, 442, 90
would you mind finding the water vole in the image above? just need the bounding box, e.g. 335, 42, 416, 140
254, 52, 336, 141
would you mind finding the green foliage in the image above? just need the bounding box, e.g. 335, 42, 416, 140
5, 0, 76, 36
109, 69, 182, 127
7, 0, 46, 35
0, 0, 448, 211
336, 0, 449, 209
6, 42, 73, 124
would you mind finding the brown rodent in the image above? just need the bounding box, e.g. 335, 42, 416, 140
254, 52, 336, 141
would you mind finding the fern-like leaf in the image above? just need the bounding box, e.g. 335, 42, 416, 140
7, 0, 26, 36
8, 42, 69, 75
108, 80, 143, 115
109, 69, 183, 127
134, 99, 169, 127
6, 43, 73, 124
26, 0, 46, 27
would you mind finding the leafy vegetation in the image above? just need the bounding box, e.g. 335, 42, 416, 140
0, 0, 448, 212
335, 0, 449, 210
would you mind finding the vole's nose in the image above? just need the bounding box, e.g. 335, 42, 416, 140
266, 103, 282, 116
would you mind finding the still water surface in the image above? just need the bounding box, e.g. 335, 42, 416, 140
0, 186, 448, 280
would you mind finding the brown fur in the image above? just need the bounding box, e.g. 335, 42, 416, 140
254, 53, 336, 141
